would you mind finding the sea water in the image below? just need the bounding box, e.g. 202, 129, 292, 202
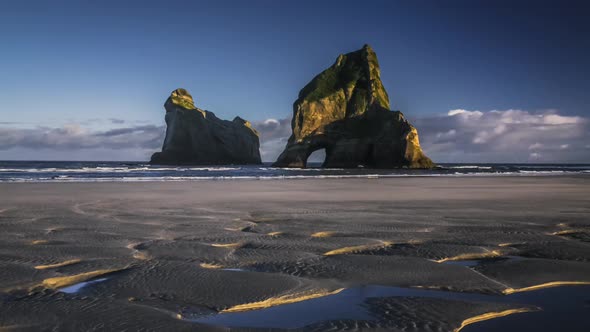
0, 161, 589, 182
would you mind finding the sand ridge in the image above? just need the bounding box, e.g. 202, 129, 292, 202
38, 268, 125, 290
324, 240, 393, 256
220, 288, 346, 313
453, 308, 538, 332
34, 259, 82, 270
502, 281, 590, 294
199, 263, 224, 269
435, 250, 503, 263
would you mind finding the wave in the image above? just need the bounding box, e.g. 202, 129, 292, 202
518, 170, 566, 174
1, 161, 589, 183
0, 166, 242, 173
2, 171, 589, 182
258, 167, 345, 171
445, 165, 493, 170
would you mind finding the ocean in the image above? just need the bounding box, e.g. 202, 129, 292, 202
0, 161, 589, 182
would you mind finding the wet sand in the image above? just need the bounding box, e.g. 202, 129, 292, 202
0, 177, 589, 331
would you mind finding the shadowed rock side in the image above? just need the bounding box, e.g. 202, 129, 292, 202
151, 89, 261, 165
273, 45, 434, 168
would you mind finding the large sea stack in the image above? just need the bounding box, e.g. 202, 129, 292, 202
273, 45, 434, 168
150, 89, 261, 165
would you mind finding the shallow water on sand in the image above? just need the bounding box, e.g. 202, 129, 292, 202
462, 285, 590, 332
192, 284, 590, 331
59, 278, 109, 294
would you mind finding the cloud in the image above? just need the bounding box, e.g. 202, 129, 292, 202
254, 118, 292, 140
253, 109, 590, 163
0, 124, 165, 153
413, 109, 589, 163
251, 118, 293, 161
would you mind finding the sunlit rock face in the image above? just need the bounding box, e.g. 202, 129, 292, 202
273, 45, 434, 169
150, 89, 262, 165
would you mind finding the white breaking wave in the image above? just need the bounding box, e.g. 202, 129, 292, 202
1, 171, 588, 183
445, 165, 493, 170
258, 167, 345, 171
0, 166, 241, 173
1, 162, 589, 183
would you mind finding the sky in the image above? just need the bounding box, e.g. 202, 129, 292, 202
1, 0, 589, 163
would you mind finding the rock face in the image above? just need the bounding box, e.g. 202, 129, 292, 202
273, 45, 434, 168
150, 89, 261, 165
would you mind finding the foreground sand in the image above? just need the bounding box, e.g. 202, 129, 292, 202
0, 177, 589, 331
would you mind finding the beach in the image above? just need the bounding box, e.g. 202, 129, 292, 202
1, 176, 589, 331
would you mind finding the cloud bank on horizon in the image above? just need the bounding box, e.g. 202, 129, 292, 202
412, 109, 588, 163
0, 109, 588, 163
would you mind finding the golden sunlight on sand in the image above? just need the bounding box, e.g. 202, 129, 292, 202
323, 241, 393, 256
34, 259, 81, 270
454, 308, 537, 332
435, 250, 502, 263
39, 269, 123, 289
221, 288, 346, 313
502, 281, 590, 294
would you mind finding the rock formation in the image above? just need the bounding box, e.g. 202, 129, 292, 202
273, 45, 434, 169
150, 89, 261, 165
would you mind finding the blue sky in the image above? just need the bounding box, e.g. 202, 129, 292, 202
1, 0, 589, 162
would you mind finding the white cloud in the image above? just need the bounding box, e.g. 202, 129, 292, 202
472, 131, 490, 144
447, 109, 483, 118
251, 118, 293, 161
263, 118, 280, 126
493, 124, 507, 135
436, 129, 456, 140
528, 142, 543, 150
448, 109, 484, 120
544, 114, 583, 125
0, 124, 165, 159
448, 109, 468, 116
413, 109, 590, 163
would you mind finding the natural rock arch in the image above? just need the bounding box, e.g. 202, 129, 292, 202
307, 147, 327, 166
273, 45, 434, 169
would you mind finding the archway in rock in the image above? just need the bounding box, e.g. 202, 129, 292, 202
306, 148, 326, 168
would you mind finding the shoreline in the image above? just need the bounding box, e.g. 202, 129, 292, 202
1, 172, 589, 184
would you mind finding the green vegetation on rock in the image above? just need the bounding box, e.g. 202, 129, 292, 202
298, 45, 389, 110
169, 88, 196, 110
